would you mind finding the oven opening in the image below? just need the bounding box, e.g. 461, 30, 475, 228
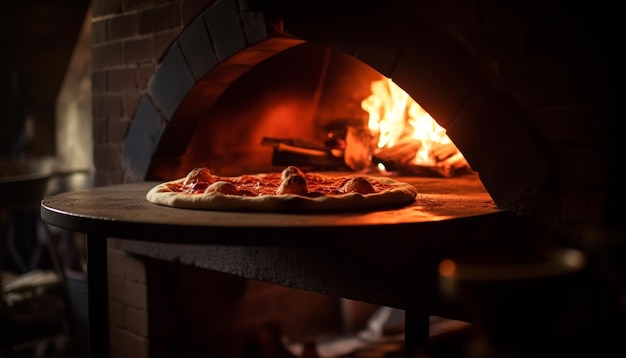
144, 41, 471, 182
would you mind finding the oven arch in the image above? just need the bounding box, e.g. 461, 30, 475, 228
123, 0, 552, 209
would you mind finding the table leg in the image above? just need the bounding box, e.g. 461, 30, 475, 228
86, 234, 109, 358
404, 306, 430, 357
404, 252, 431, 358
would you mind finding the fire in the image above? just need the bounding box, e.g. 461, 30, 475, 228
361, 77, 465, 170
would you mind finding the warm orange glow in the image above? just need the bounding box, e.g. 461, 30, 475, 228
361, 77, 463, 167
438, 259, 456, 277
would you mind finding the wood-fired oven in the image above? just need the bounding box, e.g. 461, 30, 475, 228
89, 0, 624, 357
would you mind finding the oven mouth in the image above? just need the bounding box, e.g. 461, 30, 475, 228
123, 2, 552, 210
136, 39, 474, 183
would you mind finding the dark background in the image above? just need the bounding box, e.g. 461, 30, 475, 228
0, 0, 89, 157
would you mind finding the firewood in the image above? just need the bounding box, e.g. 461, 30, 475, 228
430, 143, 458, 162
439, 153, 471, 177
374, 139, 421, 162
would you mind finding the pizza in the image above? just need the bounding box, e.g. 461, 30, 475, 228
146, 166, 418, 213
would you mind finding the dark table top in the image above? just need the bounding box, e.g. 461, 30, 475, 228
40, 174, 500, 247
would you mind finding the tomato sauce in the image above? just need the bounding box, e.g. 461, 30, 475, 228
168, 173, 392, 197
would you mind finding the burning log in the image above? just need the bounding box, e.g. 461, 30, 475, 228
372, 138, 422, 170
271, 149, 346, 169
431, 144, 472, 177
261, 137, 346, 169
398, 152, 471, 177
429, 142, 458, 162
441, 152, 471, 173
344, 126, 374, 171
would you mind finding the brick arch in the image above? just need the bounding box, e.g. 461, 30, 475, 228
123, 1, 304, 182
124, 0, 551, 208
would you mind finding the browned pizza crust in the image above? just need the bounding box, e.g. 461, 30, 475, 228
146, 169, 418, 213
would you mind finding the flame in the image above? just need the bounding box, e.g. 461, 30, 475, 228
361, 77, 462, 167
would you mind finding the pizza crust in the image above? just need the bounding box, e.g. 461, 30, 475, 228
146, 172, 418, 213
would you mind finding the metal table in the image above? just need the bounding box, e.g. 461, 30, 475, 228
40, 175, 502, 357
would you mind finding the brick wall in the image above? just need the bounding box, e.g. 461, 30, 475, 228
107, 247, 149, 358
92, 0, 213, 186
91, 1, 210, 356
144, 258, 344, 357
105, 240, 346, 357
